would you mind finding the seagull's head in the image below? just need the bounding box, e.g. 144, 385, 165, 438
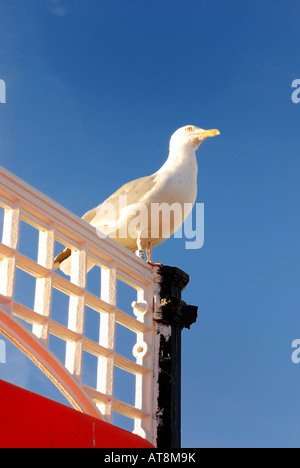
170, 125, 220, 152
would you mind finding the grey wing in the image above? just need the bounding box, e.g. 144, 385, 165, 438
55, 174, 161, 271
104, 174, 158, 206
81, 174, 159, 226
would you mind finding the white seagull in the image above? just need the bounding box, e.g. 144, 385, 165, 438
54, 125, 220, 274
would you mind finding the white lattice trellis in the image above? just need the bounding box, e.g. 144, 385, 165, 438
0, 166, 157, 444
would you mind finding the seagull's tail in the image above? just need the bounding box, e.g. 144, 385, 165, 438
54, 247, 96, 276
54, 247, 72, 275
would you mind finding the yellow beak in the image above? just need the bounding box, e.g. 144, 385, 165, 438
199, 129, 220, 140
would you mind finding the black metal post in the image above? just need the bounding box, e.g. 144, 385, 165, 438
153, 266, 198, 449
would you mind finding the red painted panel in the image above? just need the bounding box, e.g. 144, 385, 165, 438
0, 379, 154, 448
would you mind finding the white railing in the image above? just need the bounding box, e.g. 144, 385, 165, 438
0, 166, 157, 443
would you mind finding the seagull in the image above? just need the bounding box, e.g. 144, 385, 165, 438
54, 125, 220, 275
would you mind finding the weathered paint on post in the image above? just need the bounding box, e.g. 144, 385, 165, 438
152, 266, 198, 449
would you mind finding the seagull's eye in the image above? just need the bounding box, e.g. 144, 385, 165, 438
186, 127, 193, 132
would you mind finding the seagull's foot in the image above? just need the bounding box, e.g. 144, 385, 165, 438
136, 239, 162, 267
147, 261, 163, 268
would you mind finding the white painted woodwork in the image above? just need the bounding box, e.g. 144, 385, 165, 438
0, 166, 156, 444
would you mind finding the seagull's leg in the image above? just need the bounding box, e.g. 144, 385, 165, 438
137, 233, 143, 250
135, 233, 145, 260
146, 242, 163, 267
146, 243, 152, 263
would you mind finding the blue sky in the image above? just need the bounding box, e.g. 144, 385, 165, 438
0, 0, 300, 448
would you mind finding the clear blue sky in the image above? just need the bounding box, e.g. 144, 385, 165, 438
0, 0, 300, 448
